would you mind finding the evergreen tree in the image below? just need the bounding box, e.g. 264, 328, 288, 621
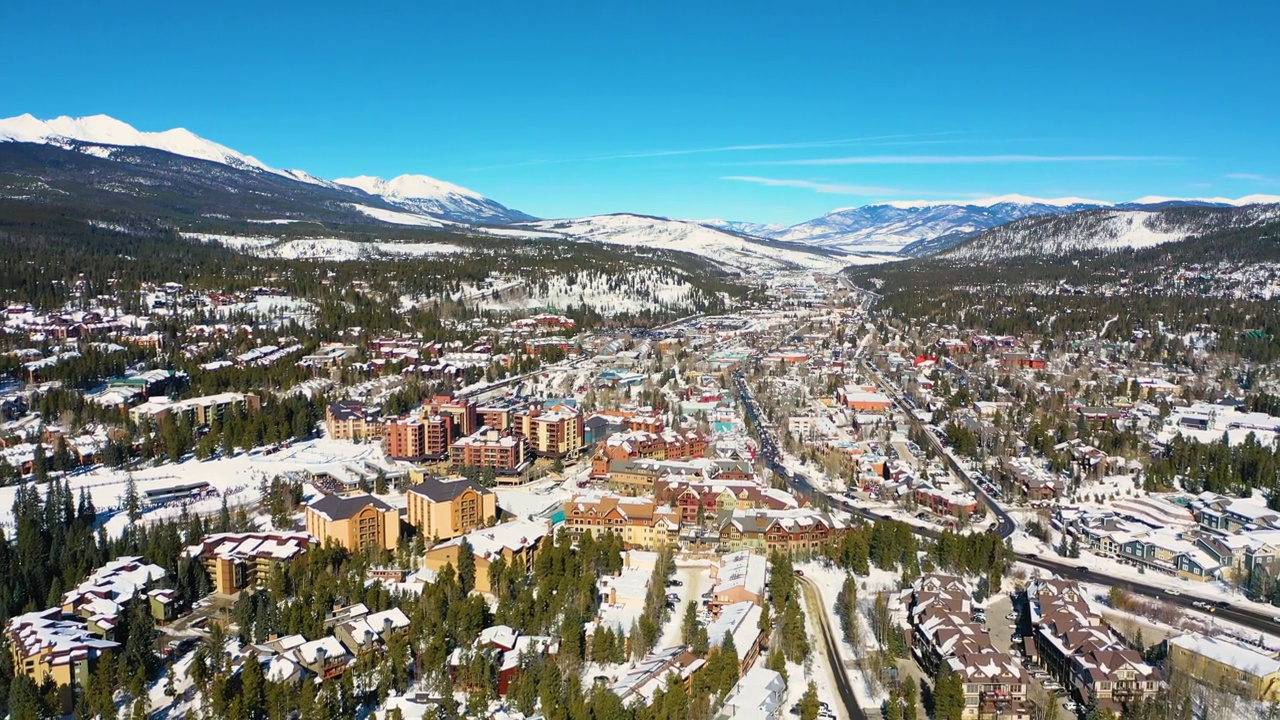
456, 538, 476, 595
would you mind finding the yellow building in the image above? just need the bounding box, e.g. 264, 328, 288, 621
305, 493, 401, 553
423, 519, 550, 594
405, 472, 497, 542
561, 494, 679, 550
6, 608, 118, 689
1167, 633, 1280, 701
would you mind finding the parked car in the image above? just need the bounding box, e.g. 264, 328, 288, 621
1005, 612, 1018, 620
1167, 589, 1181, 596
666, 579, 683, 587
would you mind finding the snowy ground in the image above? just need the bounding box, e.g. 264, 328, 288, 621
493, 468, 581, 520
0, 437, 387, 540
476, 268, 700, 317
185, 232, 465, 261
798, 561, 897, 715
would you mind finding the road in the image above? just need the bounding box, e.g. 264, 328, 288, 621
859, 359, 1016, 538
799, 576, 869, 720
737, 353, 1280, 646
1018, 555, 1280, 636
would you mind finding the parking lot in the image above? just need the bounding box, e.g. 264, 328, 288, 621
992, 593, 1073, 719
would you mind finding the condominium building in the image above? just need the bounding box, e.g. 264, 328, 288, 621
326, 401, 381, 441
515, 405, 584, 458
424, 519, 551, 594
1166, 633, 1280, 701
405, 473, 497, 542
450, 426, 530, 476
718, 508, 842, 557
305, 494, 402, 552
561, 493, 680, 550
1027, 578, 1159, 709
6, 608, 118, 688
183, 531, 317, 596
128, 392, 260, 426
904, 574, 1033, 720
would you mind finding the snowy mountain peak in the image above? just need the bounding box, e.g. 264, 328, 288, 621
0, 113, 534, 221
334, 174, 485, 202
0, 112, 339, 187
333, 174, 534, 225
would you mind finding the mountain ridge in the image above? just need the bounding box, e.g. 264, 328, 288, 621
0, 113, 534, 224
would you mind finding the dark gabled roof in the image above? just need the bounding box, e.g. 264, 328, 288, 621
308, 493, 392, 521
328, 400, 367, 421
408, 475, 491, 502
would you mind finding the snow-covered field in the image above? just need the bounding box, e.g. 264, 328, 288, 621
477, 267, 700, 316
513, 214, 856, 274
185, 232, 466, 261
0, 438, 388, 539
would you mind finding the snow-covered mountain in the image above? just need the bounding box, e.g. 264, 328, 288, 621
754, 194, 1280, 257
0, 114, 534, 224
334, 174, 535, 224
766, 196, 1109, 254
511, 214, 864, 274
695, 218, 787, 237
0, 113, 336, 187
941, 204, 1280, 263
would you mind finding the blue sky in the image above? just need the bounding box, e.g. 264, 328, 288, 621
2, 0, 1278, 224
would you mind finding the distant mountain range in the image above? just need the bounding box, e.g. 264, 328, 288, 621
3, 113, 1280, 272
703, 193, 1280, 257
0, 114, 842, 275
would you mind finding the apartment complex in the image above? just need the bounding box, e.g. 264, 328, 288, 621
405, 473, 497, 542
514, 405, 584, 458
424, 519, 550, 593
305, 494, 401, 552
381, 395, 476, 461
184, 531, 316, 595
707, 551, 767, 609
6, 608, 119, 689
560, 493, 680, 550
325, 400, 382, 441
905, 573, 1033, 720
128, 391, 260, 426
450, 426, 531, 476
1166, 633, 1280, 701
1027, 578, 1159, 710
717, 508, 842, 557
60, 556, 168, 634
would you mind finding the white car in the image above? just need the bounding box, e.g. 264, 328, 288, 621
1167, 589, 1181, 596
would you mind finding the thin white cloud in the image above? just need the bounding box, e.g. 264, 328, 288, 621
722, 176, 903, 196
748, 154, 1180, 167
470, 132, 966, 170
1226, 172, 1276, 183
